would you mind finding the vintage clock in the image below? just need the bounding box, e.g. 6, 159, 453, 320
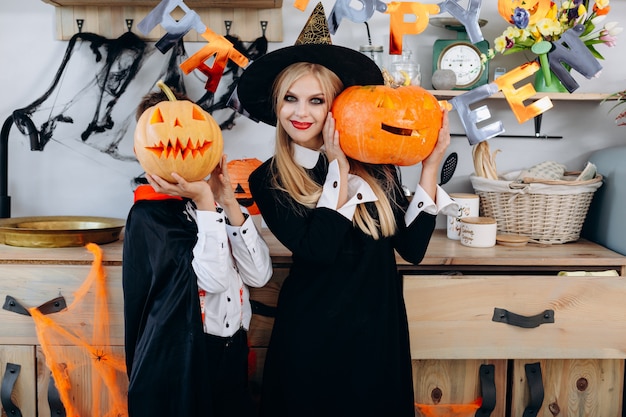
431, 18, 490, 90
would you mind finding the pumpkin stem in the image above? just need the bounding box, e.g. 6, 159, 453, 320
156, 80, 177, 102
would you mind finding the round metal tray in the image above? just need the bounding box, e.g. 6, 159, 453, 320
0, 216, 125, 248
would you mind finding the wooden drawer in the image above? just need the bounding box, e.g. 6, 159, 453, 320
0, 265, 124, 346
0, 346, 37, 417
510, 359, 623, 417
403, 275, 626, 359
413, 359, 507, 417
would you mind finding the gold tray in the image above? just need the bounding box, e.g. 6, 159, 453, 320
0, 216, 125, 248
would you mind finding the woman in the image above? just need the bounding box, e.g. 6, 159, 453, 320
237, 37, 456, 417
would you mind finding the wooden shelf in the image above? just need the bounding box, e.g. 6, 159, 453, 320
44, 1, 283, 42
43, 0, 282, 8
429, 90, 612, 101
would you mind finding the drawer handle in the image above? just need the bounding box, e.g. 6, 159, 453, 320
48, 375, 67, 417
2, 295, 67, 316
523, 362, 545, 417
475, 364, 496, 417
492, 307, 554, 328
1, 363, 23, 417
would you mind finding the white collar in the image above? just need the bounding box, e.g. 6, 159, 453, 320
292, 143, 323, 169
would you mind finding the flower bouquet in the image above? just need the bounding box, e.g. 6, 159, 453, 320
493, 1, 621, 90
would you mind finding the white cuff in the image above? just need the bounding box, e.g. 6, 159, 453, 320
316, 160, 377, 220
405, 185, 459, 224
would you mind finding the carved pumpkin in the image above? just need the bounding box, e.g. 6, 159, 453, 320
331, 85, 442, 166
134, 81, 223, 183
497, 0, 551, 25
227, 158, 263, 215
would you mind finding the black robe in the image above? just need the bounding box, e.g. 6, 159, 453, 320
122, 195, 211, 417
249, 156, 436, 417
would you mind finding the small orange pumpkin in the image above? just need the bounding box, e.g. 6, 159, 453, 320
134, 81, 223, 183
227, 158, 263, 215
331, 85, 442, 166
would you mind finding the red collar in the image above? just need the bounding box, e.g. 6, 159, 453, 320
134, 185, 183, 203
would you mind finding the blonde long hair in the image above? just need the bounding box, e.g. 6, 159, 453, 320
269, 62, 398, 239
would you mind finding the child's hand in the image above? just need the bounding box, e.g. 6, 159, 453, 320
208, 155, 237, 207
146, 172, 216, 211
208, 155, 246, 226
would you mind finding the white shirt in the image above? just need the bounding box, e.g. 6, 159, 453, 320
293, 143, 459, 221
191, 208, 272, 337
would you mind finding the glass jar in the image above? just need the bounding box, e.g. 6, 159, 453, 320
359, 45, 384, 69
390, 49, 421, 86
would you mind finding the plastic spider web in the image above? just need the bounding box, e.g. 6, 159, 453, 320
28, 243, 128, 417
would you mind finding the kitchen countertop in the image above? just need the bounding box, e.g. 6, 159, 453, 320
1, 228, 625, 275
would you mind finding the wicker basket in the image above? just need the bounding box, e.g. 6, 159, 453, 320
470, 171, 603, 244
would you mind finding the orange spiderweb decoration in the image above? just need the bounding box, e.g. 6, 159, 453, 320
415, 397, 482, 417
28, 243, 128, 417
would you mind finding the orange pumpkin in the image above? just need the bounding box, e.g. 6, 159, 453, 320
497, 0, 551, 25
134, 81, 223, 183
331, 85, 442, 166
227, 158, 263, 215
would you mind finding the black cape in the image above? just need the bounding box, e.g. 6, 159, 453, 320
123, 195, 211, 417
249, 156, 436, 417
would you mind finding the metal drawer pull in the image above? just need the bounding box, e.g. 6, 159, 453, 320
48, 375, 66, 417
475, 364, 496, 417
492, 307, 554, 328
1, 363, 23, 417
2, 295, 67, 316
523, 362, 545, 417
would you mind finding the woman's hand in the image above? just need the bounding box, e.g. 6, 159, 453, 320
322, 111, 349, 208
419, 107, 451, 200
322, 112, 349, 173
422, 107, 451, 172
146, 172, 216, 211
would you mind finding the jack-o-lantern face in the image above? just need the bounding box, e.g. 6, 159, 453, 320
134, 97, 223, 183
227, 158, 262, 215
331, 85, 442, 166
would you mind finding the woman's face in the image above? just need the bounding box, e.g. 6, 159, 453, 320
277, 73, 329, 150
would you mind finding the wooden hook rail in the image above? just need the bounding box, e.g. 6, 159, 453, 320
50, 4, 283, 42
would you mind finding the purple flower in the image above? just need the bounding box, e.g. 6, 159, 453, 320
567, 0, 584, 21
505, 37, 515, 49
512, 7, 529, 29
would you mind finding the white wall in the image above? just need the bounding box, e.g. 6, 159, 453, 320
1, 0, 625, 225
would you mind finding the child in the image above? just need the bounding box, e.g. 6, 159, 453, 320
123, 89, 272, 417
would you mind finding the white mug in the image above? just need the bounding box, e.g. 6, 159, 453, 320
447, 193, 480, 240
460, 217, 497, 248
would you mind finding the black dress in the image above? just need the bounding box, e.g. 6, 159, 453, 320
249, 155, 436, 417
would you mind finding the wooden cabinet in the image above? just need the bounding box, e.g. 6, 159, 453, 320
2, 229, 626, 416
404, 274, 626, 416
257, 229, 626, 416
0, 247, 124, 417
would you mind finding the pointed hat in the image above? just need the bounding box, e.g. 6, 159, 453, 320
237, 2, 384, 126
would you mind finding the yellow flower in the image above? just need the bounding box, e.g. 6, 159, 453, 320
494, 36, 508, 53
536, 18, 562, 38
596, 0, 610, 8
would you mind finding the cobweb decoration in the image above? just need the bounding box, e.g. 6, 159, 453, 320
7, 29, 267, 164
28, 243, 128, 417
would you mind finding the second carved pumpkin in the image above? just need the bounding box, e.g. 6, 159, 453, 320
332, 85, 442, 166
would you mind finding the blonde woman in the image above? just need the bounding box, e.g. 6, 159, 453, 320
238, 40, 455, 417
